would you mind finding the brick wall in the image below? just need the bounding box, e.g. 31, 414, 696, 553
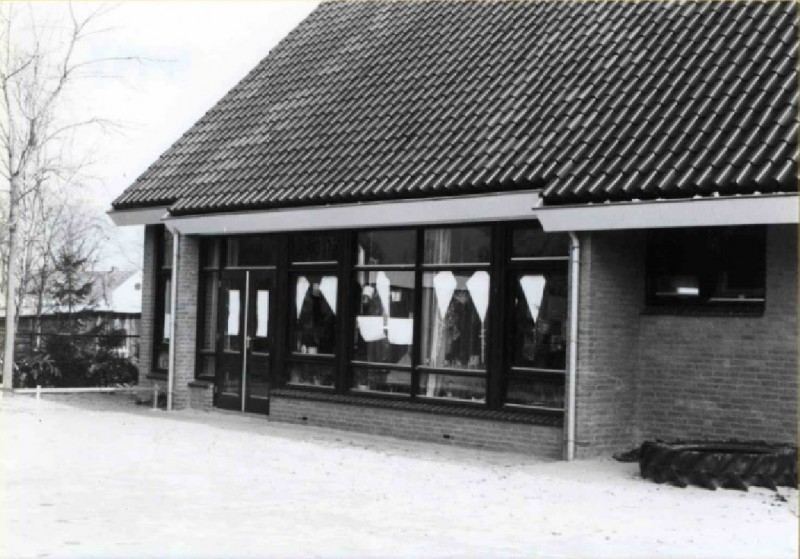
574, 224, 798, 457
637, 224, 798, 443
189, 381, 214, 411
574, 230, 645, 457
270, 397, 563, 457
172, 234, 200, 410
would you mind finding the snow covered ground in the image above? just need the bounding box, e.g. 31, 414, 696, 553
0, 393, 796, 559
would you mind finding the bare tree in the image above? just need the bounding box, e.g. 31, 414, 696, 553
0, 3, 125, 388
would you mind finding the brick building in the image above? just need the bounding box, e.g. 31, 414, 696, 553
109, 1, 798, 459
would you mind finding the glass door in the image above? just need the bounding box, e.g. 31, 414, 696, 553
215, 269, 275, 413
244, 270, 274, 413
216, 271, 246, 411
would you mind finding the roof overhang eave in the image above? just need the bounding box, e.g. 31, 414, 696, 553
163, 190, 544, 235
536, 193, 799, 232
107, 206, 171, 227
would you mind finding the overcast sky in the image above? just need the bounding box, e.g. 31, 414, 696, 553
55, 1, 318, 269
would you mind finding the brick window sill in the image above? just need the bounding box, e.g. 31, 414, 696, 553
188, 380, 213, 389
642, 304, 764, 318
271, 388, 563, 427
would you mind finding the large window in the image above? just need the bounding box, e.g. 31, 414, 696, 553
193, 223, 572, 415
503, 225, 569, 411
196, 238, 220, 380
419, 227, 492, 402
153, 226, 173, 372
646, 226, 766, 307
286, 232, 342, 388
352, 230, 416, 395
350, 226, 494, 404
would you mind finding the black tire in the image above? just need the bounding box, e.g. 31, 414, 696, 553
638, 440, 797, 491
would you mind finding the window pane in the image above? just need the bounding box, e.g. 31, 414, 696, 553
421, 271, 489, 370
162, 278, 172, 342
352, 368, 411, 395
161, 229, 173, 269
222, 287, 242, 352
647, 227, 766, 302
357, 230, 416, 265
423, 227, 491, 264
506, 377, 564, 409
199, 272, 217, 351
713, 227, 766, 299
353, 271, 415, 365
512, 272, 568, 369
198, 355, 216, 378
288, 362, 335, 387
156, 347, 169, 370
292, 274, 337, 355
291, 232, 339, 263
201, 238, 219, 269
226, 235, 277, 267
512, 224, 569, 258
419, 373, 485, 402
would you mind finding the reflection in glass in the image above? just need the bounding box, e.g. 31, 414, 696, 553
353, 271, 415, 365
512, 273, 567, 369
419, 374, 485, 402
220, 357, 240, 395
352, 368, 411, 395
197, 355, 215, 378
357, 230, 416, 265
424, 227, 491, 264
226, 235, 277, 267
292, 274, 337, 355
156, 347, 169, 370
201, 238, 219, 268
223, 288, 242, 352
200, 274, 217, 350
161, 229, 173, 269
288, 362, 335, 387
251, 288, 270, 353
512, 225, 570, 258
291, 232, 339, 263
248, 360, 270, 399
506, 377, 564, 409
421, 272, 489, 370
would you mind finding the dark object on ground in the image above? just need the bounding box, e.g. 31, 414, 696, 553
639, 440, 798, 491
613, 446, 641, 462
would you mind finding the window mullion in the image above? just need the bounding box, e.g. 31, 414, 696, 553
411, 227, 424, 399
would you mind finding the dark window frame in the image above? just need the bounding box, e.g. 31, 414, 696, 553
645, 226, 767, 311
152, 225, 173, 374
195, 237, 221, 381
192, 222, 571, 416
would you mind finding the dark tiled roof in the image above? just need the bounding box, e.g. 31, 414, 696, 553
112, 0, 798, 215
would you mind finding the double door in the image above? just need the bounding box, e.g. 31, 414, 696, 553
216, 270, 274, 413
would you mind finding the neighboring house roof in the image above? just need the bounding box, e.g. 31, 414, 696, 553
112, 0, 798, 215
88, 270, 142, 313
1, 270, 142, 318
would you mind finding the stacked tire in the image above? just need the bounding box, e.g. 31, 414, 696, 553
639, 441, 798, 491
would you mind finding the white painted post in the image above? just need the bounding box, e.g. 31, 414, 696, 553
36, 385, 41, 401
153, 384, 159, 410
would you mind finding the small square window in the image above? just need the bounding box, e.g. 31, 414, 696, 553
646, 226, 766, 306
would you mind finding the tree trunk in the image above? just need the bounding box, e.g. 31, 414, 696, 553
3, 174, 19, 389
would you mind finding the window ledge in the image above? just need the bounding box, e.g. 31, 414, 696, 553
146, 372, 168, 381
188, 380, 213, 389
642, 304, 764, 318
271, 388, 563, 427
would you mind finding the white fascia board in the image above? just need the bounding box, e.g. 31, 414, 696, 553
165, 191, 543, 235
107, 206, 170, 226
536, 194, 799, 232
